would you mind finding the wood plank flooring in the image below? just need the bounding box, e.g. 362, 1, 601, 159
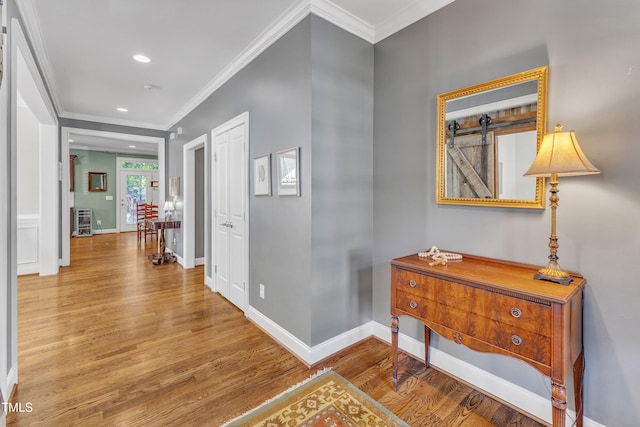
8, 232, 545, 426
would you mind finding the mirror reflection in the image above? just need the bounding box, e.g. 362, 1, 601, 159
88, 172, 107, 192
436, 67, 548, 208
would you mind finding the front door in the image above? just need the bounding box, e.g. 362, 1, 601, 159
119, 170, 157, 232
213, 113, 248, 312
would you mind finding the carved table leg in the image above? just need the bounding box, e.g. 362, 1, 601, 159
424, 325, 430, 368
159, 229, 166, 254
573, 351, 585, 427
551, 382, 567, 427
391, 316, 399, 391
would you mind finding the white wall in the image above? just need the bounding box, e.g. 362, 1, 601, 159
17, 103, 41, 275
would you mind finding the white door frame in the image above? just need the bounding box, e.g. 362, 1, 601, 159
4, 16, 59, 406
60, 128, 165, 265
182, 134, 207, 269
116, 163, 159, 233
210, 112, 249, 312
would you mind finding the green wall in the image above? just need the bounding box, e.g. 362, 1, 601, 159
71, 150, 157, 232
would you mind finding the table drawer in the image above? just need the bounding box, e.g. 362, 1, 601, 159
393, 267, 552, 337
396, 291, 551, 364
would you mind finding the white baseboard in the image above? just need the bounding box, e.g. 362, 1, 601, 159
242, 310, 603, 427
175, 254, 185, 267
247, 306, 375, 366
370, 322, 604, 427
17, 263, 39, 276
204, 275, 215, 292
178, 256, 205, 269
92, 228, 117, 234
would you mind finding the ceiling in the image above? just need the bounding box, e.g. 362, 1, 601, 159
17, 0, 455, 152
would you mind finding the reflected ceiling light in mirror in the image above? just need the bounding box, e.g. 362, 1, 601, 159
524, 124, 600, 284
133, 54, 151, 63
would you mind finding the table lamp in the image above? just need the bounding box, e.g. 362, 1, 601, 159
163, 200, 175, 220
524, 124, 600, 284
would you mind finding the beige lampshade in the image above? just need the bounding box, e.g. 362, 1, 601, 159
163, 201, 175, 211
524, 124, 600, 177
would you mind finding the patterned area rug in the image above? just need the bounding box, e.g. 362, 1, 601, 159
222, 370, 409, 427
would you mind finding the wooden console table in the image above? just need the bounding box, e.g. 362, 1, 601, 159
145, 219, 181, 265
390, 253, 585, 427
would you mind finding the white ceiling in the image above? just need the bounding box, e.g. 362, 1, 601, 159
17, 0, 455, 138
68, 133, 159, 156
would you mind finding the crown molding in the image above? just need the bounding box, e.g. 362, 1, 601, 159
310, 0, 375, 43
164, 1, 311, 129
165, 0, 375, 129
18, 0, 454, 130
14, 0, 63, 115
374, 0, 456, 43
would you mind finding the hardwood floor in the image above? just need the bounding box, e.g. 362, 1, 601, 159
8, 232, 545, 426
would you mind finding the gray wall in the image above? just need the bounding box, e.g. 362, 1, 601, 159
373, 0, 640, 425
170, 17, 314, 343
59, 117, 168, 140
309, 17, 373, 344
195, 147, 205, 258
170, 16, 374, 346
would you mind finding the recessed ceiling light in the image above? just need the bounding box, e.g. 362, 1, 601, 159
133, 54, 151, 63
117, 107, 128, 112
68, 139, 74, 143
129, 145, 136, 148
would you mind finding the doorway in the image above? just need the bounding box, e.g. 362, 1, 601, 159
182, 134, 207, 269
4, 17, 59, 406
211, 112, 249, 313
118, 169, 158, 232
61, 128, 165, 266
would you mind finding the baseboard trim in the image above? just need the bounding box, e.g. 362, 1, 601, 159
241, 311, 602, 427
246, 306, 375, 366
176, 255, 204, 269
175, 254, 185, 268
370, 321, 604, 427
17, 263, 39, 276
3, 367, 17, 407
92, 228, 117, 234
204, 275, 215, 292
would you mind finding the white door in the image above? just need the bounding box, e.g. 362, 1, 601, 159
213, 114, 248, 311
119, 170, 157, 232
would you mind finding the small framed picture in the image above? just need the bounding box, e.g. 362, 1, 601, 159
277, 147, 300, 197
254, 153, 271, 196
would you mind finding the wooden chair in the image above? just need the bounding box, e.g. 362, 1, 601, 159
143, 204, 159, 241
136, 203, 146, 242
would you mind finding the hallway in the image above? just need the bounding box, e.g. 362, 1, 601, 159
11, 233, 312, 425
8, 233, 544, 426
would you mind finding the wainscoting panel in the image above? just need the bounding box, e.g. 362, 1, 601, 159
18, 215, 40, 275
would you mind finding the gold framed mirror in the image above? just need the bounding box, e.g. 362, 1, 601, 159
436, 66, 548, 208
88, 172, 107, 192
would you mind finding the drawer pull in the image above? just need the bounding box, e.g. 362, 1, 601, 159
510, 307, 522, 318
409, 300, 418, 309
409, 280, 417, 288
511, 335, 523, 346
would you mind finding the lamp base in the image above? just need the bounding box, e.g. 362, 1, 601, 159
533, 265, 573, 285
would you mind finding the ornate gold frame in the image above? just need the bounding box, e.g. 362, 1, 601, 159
436, 66, 548, 209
